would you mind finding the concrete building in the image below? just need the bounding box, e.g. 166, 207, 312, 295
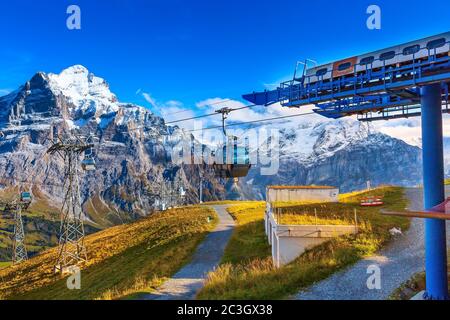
264, 186, 358, 268
266, 186, 339, 203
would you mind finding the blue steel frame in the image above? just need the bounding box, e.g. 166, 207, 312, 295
243, 39, 450, 300
421, 84, 448, 300
243, 41, 450, 120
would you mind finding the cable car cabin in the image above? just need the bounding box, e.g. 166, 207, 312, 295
360, 196, 384, 207
213, 164, 251, 178
20, 192, 32, 203
81, 158, 96, 171
213, 145, 251, 178
303, 32, 450, 84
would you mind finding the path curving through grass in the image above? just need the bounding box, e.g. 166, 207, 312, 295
141, 205, 235, 300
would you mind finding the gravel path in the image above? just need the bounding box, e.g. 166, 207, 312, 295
142, 205, 235, 300
295, 188, 450, 300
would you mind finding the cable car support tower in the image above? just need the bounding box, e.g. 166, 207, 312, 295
12, 200, 29, 264
244, 34, 450, 300
0, 192, 32, 264
47, 135, 94, 273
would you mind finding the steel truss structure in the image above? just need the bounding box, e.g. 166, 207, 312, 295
11, 204, 28, 264
47, 135, 93, 273
0, 198, 32, 264
244, 41, 450, 121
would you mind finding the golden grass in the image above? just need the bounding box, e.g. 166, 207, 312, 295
221, 202, 270, 265
0, 206, 217, 300
272, 202, 359, 226
278, 214, 355, 226
197, 187, 410, 300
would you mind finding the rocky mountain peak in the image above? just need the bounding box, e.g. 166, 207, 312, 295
28, 72, 49, 89
47, 65, 118, 118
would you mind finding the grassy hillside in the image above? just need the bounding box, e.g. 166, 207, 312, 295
198, 187, 410, 300
0, 185, 134, 262
0, 206, 217, 300
0, 187, 61, 261
0, 202, 99, 262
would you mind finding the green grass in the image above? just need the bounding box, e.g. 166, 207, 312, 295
197, 186, 410, 300
0, 262, 11, 270
0, 206, 217, 300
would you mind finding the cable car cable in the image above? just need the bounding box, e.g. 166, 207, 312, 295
188, 111, 316, 132
165, 103, 258, 125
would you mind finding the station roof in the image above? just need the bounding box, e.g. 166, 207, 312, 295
267, 186, 337, 190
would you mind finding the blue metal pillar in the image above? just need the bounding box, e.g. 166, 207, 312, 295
421, 83, 448, 300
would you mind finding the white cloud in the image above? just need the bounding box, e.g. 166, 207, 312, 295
190, 97, 326, 145
161, 102, 196, 130
138, 91, 197, 130
0, 89, 11, 96
373, 114, 450, 147
142, 92, 158, 109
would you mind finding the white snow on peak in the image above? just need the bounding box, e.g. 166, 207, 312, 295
276, 116, 374, 162
45, 65, 159, 130
48, 65, 120, 116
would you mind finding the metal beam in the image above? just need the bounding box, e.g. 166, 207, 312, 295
421, 83, 448, 300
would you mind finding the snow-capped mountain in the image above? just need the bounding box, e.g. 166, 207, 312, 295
240, 117, 422, 198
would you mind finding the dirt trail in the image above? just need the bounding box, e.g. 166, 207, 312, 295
295, 188, 449, 300
141, 205, 234, 300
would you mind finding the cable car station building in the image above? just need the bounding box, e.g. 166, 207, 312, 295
265, 185, 357, 268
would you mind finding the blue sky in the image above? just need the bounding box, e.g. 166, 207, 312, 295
0, 0, 449, 115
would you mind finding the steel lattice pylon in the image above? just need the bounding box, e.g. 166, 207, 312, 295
47, 135, 93, 273
12, 204, 28, 264
1, 197, 32, 264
